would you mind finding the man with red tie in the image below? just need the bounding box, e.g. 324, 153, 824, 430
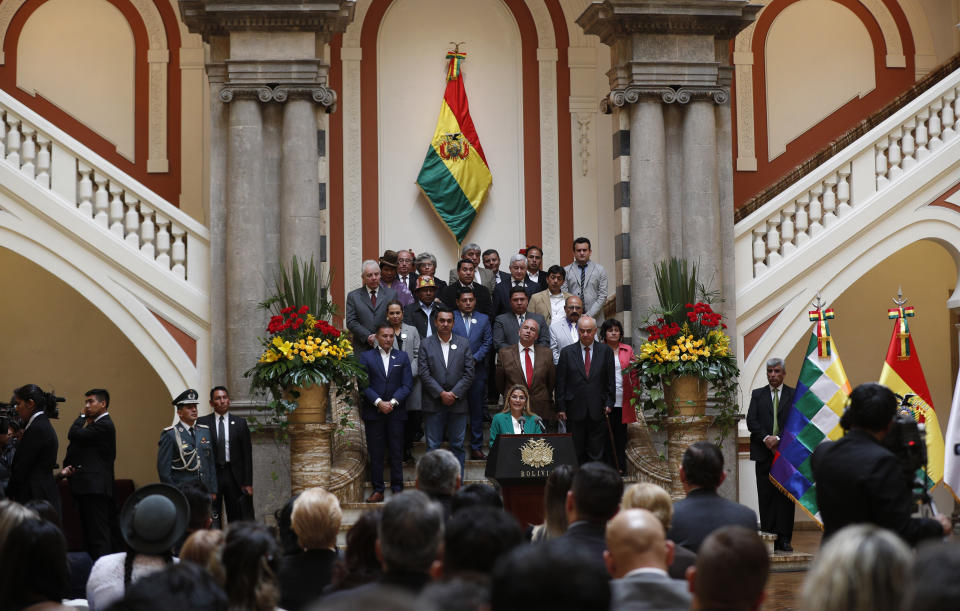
495, 318, 557, 431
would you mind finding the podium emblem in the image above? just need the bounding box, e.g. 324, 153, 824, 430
519, 438, 554, 468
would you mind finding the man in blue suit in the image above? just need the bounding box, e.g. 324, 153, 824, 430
452, 286, 493, 460
359, 323, 413, 502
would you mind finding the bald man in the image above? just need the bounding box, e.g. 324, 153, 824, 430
605, 509, 693, 611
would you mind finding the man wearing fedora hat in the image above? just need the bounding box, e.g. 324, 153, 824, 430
157, 389, 218, 497
404, 275, 441, 339
380, 249, 414, 307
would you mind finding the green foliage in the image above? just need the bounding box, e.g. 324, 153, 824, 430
654, 258, 698, 326
260, 256, 337, 321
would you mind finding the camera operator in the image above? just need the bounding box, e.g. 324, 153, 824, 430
5, 383, 61, 515
811, 382, 949, 545
0, 419, 19, 497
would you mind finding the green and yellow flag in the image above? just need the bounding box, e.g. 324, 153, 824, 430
416, 51, 492, 244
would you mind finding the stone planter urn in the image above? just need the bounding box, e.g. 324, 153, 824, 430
286, 383, 335, 494
663, 375, 708, 416
662, 375, 712, 498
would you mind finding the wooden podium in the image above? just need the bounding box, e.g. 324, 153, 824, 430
485, 433, 576, 528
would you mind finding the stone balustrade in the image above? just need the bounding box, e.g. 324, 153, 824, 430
0, 89, 207, 289
736, 66, 960, 283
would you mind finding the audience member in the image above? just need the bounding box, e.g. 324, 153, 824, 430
279, 488, 343, 611
211, 521, 282, 611
529, 264, 570, 327
481, 249, 510, 287
0, 498, 37, 551
800, 524, 911, 611
404, 275, 441, 339
901, 541, 960, 611
621, 483, 696, 580
418, 578, 486, 611
7, 384, 61, 515
451, 286, 494, 460
24, 498, 92, 600
328, 508, 383, 593
441, 506, 522, 578
557, 461, 623, 575
380, 250, 414, 307
549, 295, 583, 365
562, 237, 608, 319
439, 258, 493, 318
667, 442, 757, 553
491, 540, 611, 611
319, 586, 421, 611
415, 449, 461, 519
0, 419, 19, 495
87, 483, 187, 611
386, 299, 423, 465
530, 464, 577, 543
524, 245, 548, 291
686, 526, 769, 611
274, 493, 301, 557
345, 259, 396, 352
600, 318, 635, 474
105, 562, 228, 611
450, 483, 503, 513
604, 508, 691, 611
492, 254, 538, 318
492, 286, 549, 350
178, 480, 213, 542
0, 516, 71, 611
179, 528, 224, 569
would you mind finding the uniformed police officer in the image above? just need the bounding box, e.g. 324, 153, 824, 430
157, 389, 218, 496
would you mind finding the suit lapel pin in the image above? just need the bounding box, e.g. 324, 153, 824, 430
471, 318, 476, 324
401, 333, 407, 339
451, 344, 458, 350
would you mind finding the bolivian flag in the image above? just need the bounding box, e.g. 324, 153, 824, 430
878, 305, 944, 490
416, 51, 492, 244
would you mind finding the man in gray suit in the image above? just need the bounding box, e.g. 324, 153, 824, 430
562, 237, 608, 319
346, 259, 397, 352
549, 295, 583, 364
492, 286, 549, 351
605, 509, 692, 611
448, 242, 495, 292
419, 308, 475, 473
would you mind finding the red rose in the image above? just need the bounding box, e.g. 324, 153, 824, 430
281, 306, 294, 315
298, 305, 309, 314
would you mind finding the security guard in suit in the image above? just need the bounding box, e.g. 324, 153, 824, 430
157, 389, 218, 495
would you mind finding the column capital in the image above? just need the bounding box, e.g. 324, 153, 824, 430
219, 84, 337, 111
178, 0, 356, 40
601, 85, 728, 113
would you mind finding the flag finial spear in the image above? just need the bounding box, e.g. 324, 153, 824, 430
888, 287, 915, 360
893, 286, 908, 307
812, 293, 826, 312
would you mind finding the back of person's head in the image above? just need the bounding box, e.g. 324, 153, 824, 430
443, 506, 522, 576
681, 441, 724, 490
491, 540, 610, 611
418, 578, 488, 611
331, 508, 382, 591
106, 562, 228, 611
800, 524, 911, 611
604, 509, 670, 578
841, 383, 897, 432
291, 487, 342, 550
378, 490, 444, 574
0, 514, 69, 606
621, 482, 673, 530
178, 481, 213, 531
451, 483, 503, 513
902, 541, 960, 611
23, 498, 61, 529
215, 521, 280, 611
319, 585, 423, 611
416, 449, 461, 497
570, 461, 622, 523
274, 493, 301, 556
541, 464, 577, 538
179, 528, 225, 569
0, 500, 38, 552
691, 526, 769, 611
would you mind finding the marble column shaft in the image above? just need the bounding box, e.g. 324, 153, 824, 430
280, 99, 321, 267
681, 100, 721, 293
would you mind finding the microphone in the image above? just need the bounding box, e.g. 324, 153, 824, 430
534, 416, 545, 433
518, 417, 525, 434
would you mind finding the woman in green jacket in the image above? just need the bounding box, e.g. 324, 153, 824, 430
489, 384, 543, 448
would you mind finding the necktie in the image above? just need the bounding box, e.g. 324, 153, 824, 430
397, 334, 404, 350
518, 314, 524, 326
370, 290, 377, 307
772, 387, 780, 436
579, 265, 586, 299
464, 316, 471, 335
188, 426, 196, 444
524, 348, 534, 387
217, 416, 226, 465
584, 346, 591, 377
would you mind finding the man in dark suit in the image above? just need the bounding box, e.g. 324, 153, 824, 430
495, 318, 556, 428
404, 274, 440, 338
555, 316, 616, 463
745, 357, 796, 552
345, 259, 396, 351
197, 386, 254, 524
492, 286, 550, 351
7, 387, 60, 515
452, 286, 493, 460
667, 442, 757, 553
492, 254, 538, 318
60, 388, 116, 559
605, 508, 692, 611
524, 245, 549, 292
358, 324, 413, 502
439, 259, 493, 318
555, 462, 623, 577
419, 308, 475, 473
396, 249, 418, 293
482, 248, 511, 288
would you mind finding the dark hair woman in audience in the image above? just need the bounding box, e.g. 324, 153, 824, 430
600, 318, 635, 475
529, 464, 577, 543
0, 514, 71, 610
6, 384, 61, 514
212, 521, 282, 611
327, 507, 383, 593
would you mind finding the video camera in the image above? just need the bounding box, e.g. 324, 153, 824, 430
0, 393, 65, 432
881, 393, 930, 508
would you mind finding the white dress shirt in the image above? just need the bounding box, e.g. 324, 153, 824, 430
549, 292, 565, 323
439, 336, 452, 366
511, 415, 525, 434
613, 349, 623, 407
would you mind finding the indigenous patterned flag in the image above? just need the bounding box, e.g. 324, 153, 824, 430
770, 307, 852, 524
943, 361, 960, 500
416, 51, 492, 244
878, 302, 944, 491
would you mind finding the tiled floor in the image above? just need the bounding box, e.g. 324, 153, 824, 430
764, 529, 823, 610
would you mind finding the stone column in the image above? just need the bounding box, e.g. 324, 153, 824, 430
682, 98, 720, 288
280, 92, 325, 267
629, 100, 667, 318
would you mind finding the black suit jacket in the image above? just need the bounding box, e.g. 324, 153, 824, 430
556, 521, 608, 578
278, 548, 338, 611
666, 489, 757, 553
197, 412, 254, 487
555, 342, 616, 421
7, 412, 60, 513
745, 384, 795, 462
439, 282, 493, 318
403, 300, 439, 339
492, 278, 538, 318
63, 413, 116, 496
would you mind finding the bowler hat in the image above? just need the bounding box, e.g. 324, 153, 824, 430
379, 250, 399, 268
119, 483, 190, 554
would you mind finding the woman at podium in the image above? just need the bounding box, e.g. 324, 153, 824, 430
489, 385, 544, 448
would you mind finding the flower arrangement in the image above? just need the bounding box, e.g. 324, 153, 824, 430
629, 258, 740, 437
245, 257, 366, 430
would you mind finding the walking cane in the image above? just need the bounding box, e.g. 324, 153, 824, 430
605, 412, 621, 473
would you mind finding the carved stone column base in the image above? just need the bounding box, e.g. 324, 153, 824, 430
665, 415, 714, 499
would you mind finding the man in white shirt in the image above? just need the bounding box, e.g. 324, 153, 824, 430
197, 386, 254, 524
529, 264, 571, 327
549, 295, 584, 365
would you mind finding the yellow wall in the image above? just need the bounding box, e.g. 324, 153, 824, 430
0, 248, 172, 488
